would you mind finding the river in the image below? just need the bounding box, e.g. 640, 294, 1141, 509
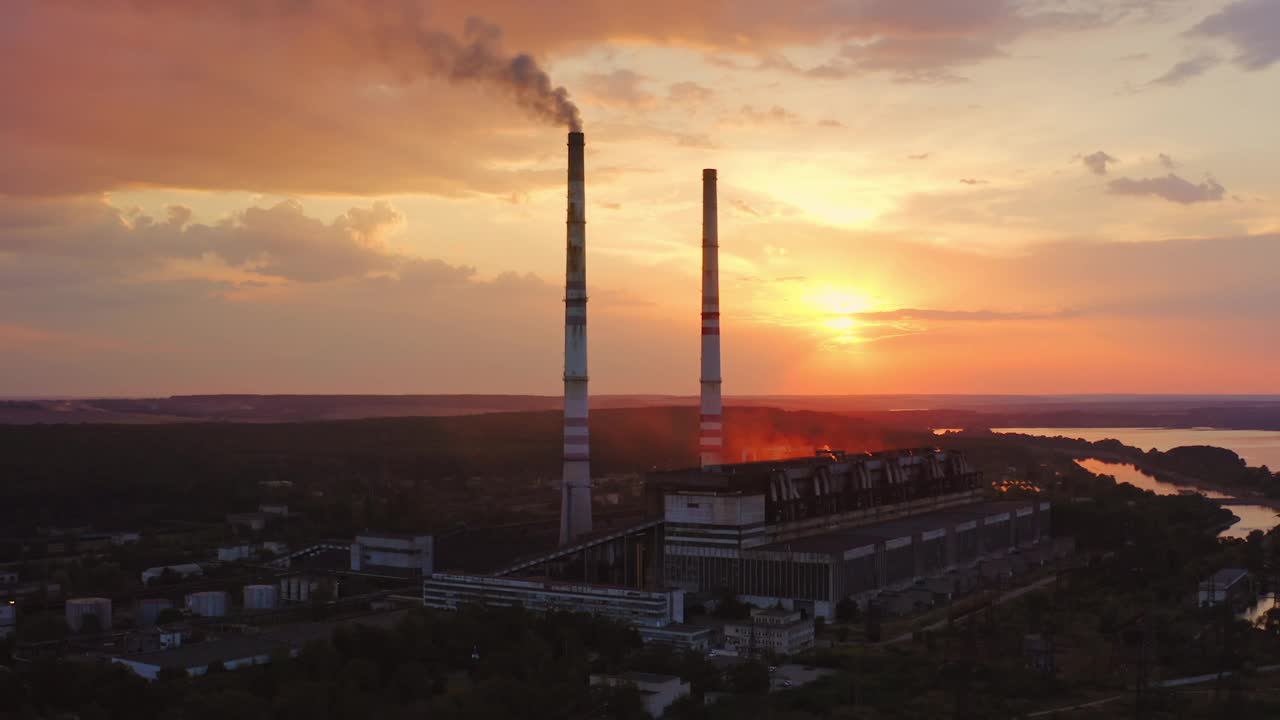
1075, 458, 1279, 539
994, 427, 1280, 470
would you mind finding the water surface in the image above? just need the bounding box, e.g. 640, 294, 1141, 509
996, 427, 1280, 470
1074, 458, 1279, 538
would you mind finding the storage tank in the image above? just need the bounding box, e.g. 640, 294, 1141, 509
243, 584, 278, 611
65, 597, 112, 633
186, 590, 229, 618
136, 598, 173, 627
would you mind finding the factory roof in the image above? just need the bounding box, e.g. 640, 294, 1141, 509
751, 499, 1044, 555
753, 532, 881, 555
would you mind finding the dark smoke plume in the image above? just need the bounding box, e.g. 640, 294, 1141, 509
415, 18, 582, 131
118, 3, 582, 131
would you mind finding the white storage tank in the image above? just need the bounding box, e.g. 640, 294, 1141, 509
66, 597, 113, 633
243, 584, 278, 611
136, 598, 173, 627
186, 590, 229, 618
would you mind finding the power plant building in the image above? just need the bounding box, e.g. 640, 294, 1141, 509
650, 450, 1052, 620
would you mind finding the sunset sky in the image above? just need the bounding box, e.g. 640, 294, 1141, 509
3, 0, 1278, 396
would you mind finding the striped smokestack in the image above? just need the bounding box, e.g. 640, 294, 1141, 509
699, 169, 723, 467
560, 131, 592, 545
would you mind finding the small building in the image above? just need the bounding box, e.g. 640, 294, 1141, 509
351, 533, 433, 576
1199, 568, 1251, 607
638, 623, 717, 652
591, 672, 690, 719
723, 608, 814, 657
1, 599, 15, 639
217, 545, 254, 562
141, 563, 203, 585
226, 512, 269, 532
111, 532, 142, 545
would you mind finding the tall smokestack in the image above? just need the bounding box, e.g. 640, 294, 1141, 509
700, 169, 723, 467
560, 131, 592, 545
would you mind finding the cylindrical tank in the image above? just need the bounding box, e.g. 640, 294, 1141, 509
66, 597, 112, 633
186, 590, 228, 618
243, 584, 278, 610
136, 598, 173, 627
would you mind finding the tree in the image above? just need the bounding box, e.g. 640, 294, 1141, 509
156, 608, 185, 626
729, 661, 771, 694
712, 591, 752, 620
836, 597, 860, 623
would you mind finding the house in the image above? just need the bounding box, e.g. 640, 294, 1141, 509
1199, 568, 1251, 607
591, 672, 690, 718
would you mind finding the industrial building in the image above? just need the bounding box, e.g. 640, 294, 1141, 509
723, 608, 815, 656
637, 623, 717, 652
350, 533, 434, 577
423, 574, 684, 629
591, 672, 690, 719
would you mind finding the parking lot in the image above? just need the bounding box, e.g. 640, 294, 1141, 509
769, 663, 836, 692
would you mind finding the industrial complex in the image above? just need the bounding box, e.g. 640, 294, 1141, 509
414, 131, 1063, 657
1, 131, 1066, 677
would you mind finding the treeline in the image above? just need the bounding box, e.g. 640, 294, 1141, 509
0, 607, 774, 720
0, 407, 923, 536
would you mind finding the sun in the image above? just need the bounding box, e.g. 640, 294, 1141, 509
802, 285, 878, 345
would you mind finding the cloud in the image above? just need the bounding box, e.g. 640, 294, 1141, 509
907, 153, 932, 161
1158, 153, 1178, 169
959, 178, 989, 186
738, 104, 800, 124
0, 195, 411, 282
1190, 0, 1280, 71
851, 308, 1077, 323
667, 81, 714, 103
581, 69, 655, 107
1081, 151, 1118, 175
1107, 174, 1226, 205
0, 1, 1153, 198
1148, 54, 1221, 86
818, 119, 846, 128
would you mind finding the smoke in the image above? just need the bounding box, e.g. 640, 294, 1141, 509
414, 17, 583, 131
115, 3, 583, 131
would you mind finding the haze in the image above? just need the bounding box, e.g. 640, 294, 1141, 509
3, 0, 1278, 396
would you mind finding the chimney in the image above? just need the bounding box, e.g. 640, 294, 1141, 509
699, 169, 723, 467
560, 131, 592, 545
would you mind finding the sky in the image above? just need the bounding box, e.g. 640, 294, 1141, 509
2, 0, 1278, 396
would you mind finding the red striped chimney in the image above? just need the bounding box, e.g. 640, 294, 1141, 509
699, 169, 723, 467
560, 131, 592, 545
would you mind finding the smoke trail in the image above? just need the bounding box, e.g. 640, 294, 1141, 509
116, 2, 583, 131
417, 18, 582, 131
